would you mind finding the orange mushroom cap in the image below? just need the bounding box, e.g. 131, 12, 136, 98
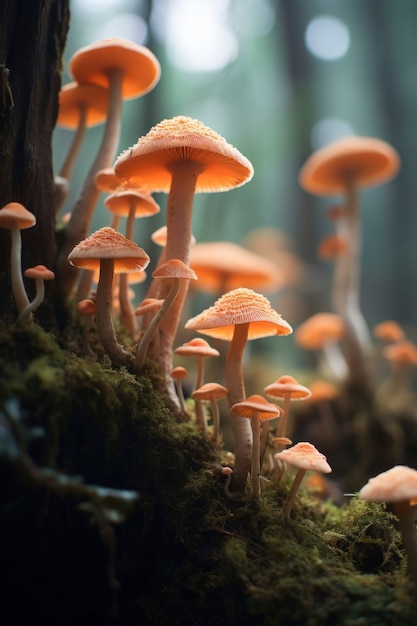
307, 380, 339, 403
170, 366, 189, 381
134, 297, 164, 317
295, 313, 344, 350
231, 394, 280, 420
57, 82, 110, 129
264, 374, 311, 401
175, 337, 220, 359
68, 226, 150, 273
23, 265, 55, 281
114, 115, 254, 193
383, 340, 417, 368
104, 189, 160, 218
69, 37, 161, 99
152, 258, 198, 281
0, 202, 36, 230
192, 382, 228, 401
189, 241, 283, 294
185, 287, 292, 341
299, 136, 400, 196
373, 320, 405, 343
275, 442, 332, 473
94, 168, 124, 192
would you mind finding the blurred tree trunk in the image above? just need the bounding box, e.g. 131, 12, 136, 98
0, 0, 70, 322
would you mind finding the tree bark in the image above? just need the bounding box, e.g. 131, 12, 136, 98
0, 0, 70, 322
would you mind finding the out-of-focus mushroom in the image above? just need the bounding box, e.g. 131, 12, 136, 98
359, 465, 417, 580
295, 312, 347, 381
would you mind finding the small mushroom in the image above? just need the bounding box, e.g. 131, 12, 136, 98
170, 366, 189, 414
231, 395, 280, 499
275, 442, 332, 515
192, 382, 228, 442
18, 265, 55, 322
359, 465, 417, 580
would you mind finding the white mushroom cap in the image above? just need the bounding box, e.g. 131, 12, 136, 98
359, 465, 417, 503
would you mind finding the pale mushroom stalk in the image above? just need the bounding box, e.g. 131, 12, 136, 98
209, 397, 221, 443
338, 178, 370, 385
9, 227, 30, 314
58, 68, 124, 294
155, 161, 204, 397
118, 197, 140, 337
226, 322, 252, 494
95, 258, 135, 369
136, 277, 181, 370
17, 278, 45, 322
251, 411, 262, 499
284, 468, 307, 516
394, 501, 417, 581
320, 340, 348, 380
194, 355, 208, 430
55, 107, 88, 215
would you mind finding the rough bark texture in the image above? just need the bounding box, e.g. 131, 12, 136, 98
0, 0, 70, 322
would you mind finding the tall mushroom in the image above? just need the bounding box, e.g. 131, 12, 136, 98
68, 226, 150, 369
185, 287, 292, 494
299, 136, 400, 387
58, 38, 160, 295
0, 202, 36, 315
114, 116, 254, 400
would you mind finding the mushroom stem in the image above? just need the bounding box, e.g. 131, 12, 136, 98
95, 258, 134, 369
174, 378, 187, 413
276, 393, 290, 440
394, 501, 417, 581
210, 398, 221, 444
136, 277, 181, 370
154, 161, 204, 402
58, 68, 124, 296
56, 107, 88, 215
194, 356, 207, 430
284, 468, 307, 516
226, 322, 252, 494
10, 227, 30, 315
251, 413, 261, 499
118, 273, 137, 337
17, 278, 45, 322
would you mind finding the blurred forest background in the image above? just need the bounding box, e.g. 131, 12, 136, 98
53, 0, 417, 378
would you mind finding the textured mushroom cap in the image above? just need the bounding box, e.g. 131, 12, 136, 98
295, 313, 344, 350
373, 320, 405, 343
69, 37, 160, 99
185, 288, 293, 341
68, 226, 150, 273
23, 265, 55, 281
104, 189, 160, 218
0, 202, 36, 230
359, 465, 417, 502
152, 259, 198, 281
275, 442, 332, 473
264, 374, 311, 401
189, 241, 283, 294
114, 116, 254, 193
57, 82, 109, 129
175, 337, 220, 358
299, 136, 400, 195
231, 394, 280, 420
192, 382, 228, 401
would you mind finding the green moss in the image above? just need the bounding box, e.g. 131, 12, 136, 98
1, 317, 417, 625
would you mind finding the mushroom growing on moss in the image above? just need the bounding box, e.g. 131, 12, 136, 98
114, 116, 254, 400
18, 265, 55, 322
192, 382, 228, 443
359, 465, 417, 580
68, 226, 150, 369
185, 287, 292, 495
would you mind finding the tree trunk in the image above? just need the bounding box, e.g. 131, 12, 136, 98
0, 0, 70, 323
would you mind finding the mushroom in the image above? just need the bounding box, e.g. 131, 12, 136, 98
274, 442, 332, 515
299, 136, 400, 386
114, 116, 254, 399
55, 81, 110, 214
295, 312, 347, 381
105, 188, 160, 336
68, 226, 150, 369
174, 337, 220, 429
77, 298, 97, 356
189, 241, 283, 297
18, 265, 55, 322
58, 38, 160, 294
371, 320, 405, 381
0, 202, 36, 315
231, 395, 280, 499
359, 465, 417, 580
192, 382, 228, 442
263, 374, 311, 443
136, 259, 198, 370
185, 287, 292, 494
170, 366, 189, 414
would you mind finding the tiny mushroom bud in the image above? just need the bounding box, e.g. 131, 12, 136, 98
18, 265, 55, 322
359, 465, 417, 580
0, 202, 37, 315
192, 382, 228, 443
231, 395, 280, 499
275, 442, 332, 516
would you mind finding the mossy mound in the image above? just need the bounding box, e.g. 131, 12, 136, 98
1, 318, 417, 625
